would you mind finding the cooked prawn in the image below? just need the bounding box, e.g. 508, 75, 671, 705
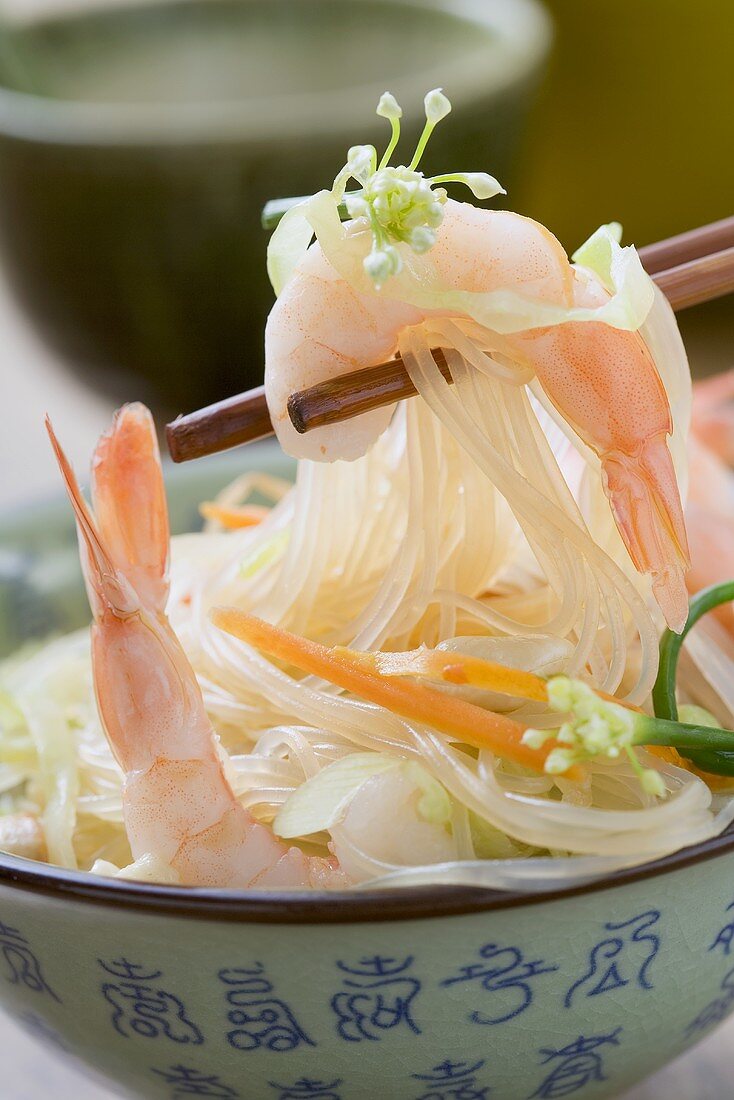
47, 404, 346, 889
686, 370, 734, 628
691, 368, 734, 466
265, 93, 690, 632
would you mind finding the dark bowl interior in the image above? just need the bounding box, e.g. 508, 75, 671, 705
0, 0, 548, 413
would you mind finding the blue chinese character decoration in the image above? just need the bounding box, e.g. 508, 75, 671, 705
330, 955, 421, 1041
152, 1064, 239, 1098
564, 911, 660, 1008
441, 942, 558, 1025
218, 964, 315, 1052
529, 1029, 622, 1098
98, 957, 203, 1044
268, 1078, 343, 1100
411, 1058, 492, 1099
709, 900, 734, 956
0, 919, 59, 1002
685, 968, 734, 1039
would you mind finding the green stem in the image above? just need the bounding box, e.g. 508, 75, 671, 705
408, 120, 436, 171
652, 581, 734, 722
651, 580, 734, 775
429, 173, 467, 185
678, 750, 734, 776
378, 116, 401, 170
639, 714, 734, 753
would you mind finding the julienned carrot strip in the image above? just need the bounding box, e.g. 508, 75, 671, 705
200, 502, 268, 529
352, 647, 641, 715
211, 609, 580, 778
357, 648, 548, 702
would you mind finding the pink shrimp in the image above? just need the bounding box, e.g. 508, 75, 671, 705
47, 404, 346, 889
266, 199, 690, 631
686, 369, 734, 628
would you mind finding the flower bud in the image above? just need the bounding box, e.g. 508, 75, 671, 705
363, 245, 402, 287
424, 88, 452, 124
377, 92, 402, 120
521, 729, 549, 750
345, 193, 369, 219
409, 226, 437, 254
545, 748, 576, 775
463, 172, 506, 200
347, 145, 375, 182
546, 677, 576, 713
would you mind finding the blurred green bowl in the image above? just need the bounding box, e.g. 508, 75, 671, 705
0, 0, 551, 414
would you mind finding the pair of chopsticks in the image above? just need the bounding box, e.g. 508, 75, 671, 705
166, 215, 734, 463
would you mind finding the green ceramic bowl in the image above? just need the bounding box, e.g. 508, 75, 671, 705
2, 453, 734, 1100
0, 0, 551, 413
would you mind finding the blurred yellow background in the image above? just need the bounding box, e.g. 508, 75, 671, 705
518, 0, 734, 376
521, 0, 733, 248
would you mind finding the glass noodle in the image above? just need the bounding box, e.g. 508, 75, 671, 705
3, 284, 733, 890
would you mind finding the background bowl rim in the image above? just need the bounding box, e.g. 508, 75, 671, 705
2, 827, 733, 924
0, 0, 552, 147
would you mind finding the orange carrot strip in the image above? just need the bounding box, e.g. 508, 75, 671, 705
353, 648, 548, 702
200, 502, 269, 529
212, 609, 580, 778
351, 647, 643, 717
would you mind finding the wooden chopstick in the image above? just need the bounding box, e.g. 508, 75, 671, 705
635, 214, 734, 275
166, 385, 273, 462
166, 218, 734, 460
650, 244, 734, 310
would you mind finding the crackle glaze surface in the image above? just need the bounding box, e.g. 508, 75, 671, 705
1, 855, 734, 1099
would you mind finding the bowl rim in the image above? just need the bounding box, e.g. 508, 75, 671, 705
0, 0, 552, 147
2, 828, 734, 924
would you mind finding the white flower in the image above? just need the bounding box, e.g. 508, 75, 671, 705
462, 172, 506, 200
363, 246, 402, 288
408, 226, 437, 253
346, 145, 376, 184
523, 677, 665, 798
344, 193, 369, 219
544, 748, 577, 775
330, 88, 504, 287
546, 677, 637, 754
424, 88, 452, 124
377, 92, 402, 120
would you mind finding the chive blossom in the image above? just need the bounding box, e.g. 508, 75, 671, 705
522, 678, 660, 792
262, 88, 505, 285
524, 668, 734, 794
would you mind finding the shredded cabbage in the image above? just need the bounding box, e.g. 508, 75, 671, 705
274, 753, 399, 837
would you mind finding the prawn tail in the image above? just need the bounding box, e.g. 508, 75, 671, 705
91, 403, 170, 614
45, 416, 125, 618
602, 433, 691, 634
